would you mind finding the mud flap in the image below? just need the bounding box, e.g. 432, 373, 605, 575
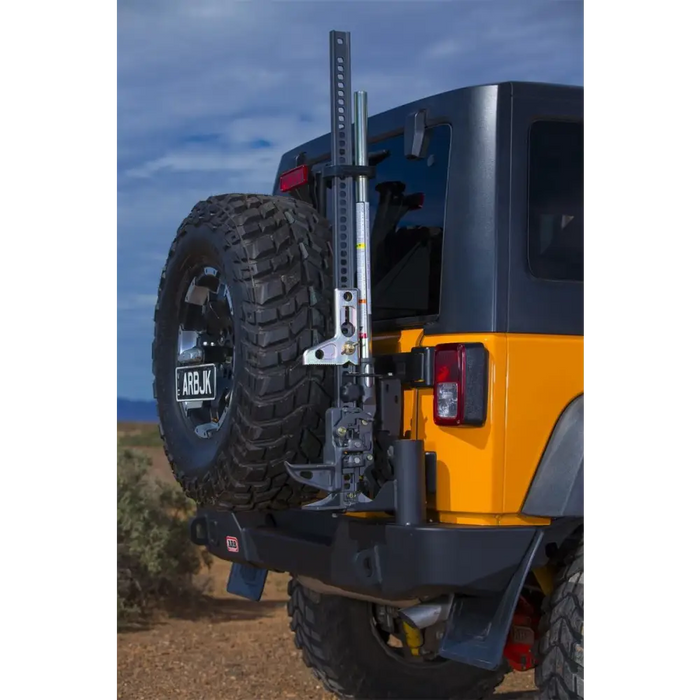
438, 529, 544, 670
226, 563, 268, 602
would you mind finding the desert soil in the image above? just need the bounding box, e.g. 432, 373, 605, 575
118, 440, 538, 700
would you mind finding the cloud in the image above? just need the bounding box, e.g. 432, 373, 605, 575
118, 0, 583, 398
124, 115, 327, 180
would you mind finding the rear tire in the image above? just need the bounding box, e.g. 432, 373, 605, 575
152, 194, 333, 510
536, 541, 584, 699
287, 578, 506, 699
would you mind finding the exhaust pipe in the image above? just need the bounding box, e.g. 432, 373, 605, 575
398, 595, 453, 629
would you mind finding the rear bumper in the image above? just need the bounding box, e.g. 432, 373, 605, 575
190, 508, 574, 601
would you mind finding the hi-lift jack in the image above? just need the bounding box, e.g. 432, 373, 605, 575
284, 31, 426, 522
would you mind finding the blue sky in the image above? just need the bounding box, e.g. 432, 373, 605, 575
117, 0, 583, 400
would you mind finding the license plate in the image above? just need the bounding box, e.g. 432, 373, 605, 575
176, 364, 216, 402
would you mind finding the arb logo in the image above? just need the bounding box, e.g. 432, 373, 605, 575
226, 536, 239, 553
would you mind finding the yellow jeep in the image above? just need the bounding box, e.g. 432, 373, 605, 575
153, 30, 583, 700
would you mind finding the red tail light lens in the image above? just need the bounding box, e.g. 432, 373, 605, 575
433, 343, 489, 427
433, 344, 465, 426
279, 164, 309, 193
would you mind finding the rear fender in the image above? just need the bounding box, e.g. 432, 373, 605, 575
522, 395, 583, 518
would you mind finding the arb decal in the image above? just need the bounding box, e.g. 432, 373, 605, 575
226, 536, 239, 553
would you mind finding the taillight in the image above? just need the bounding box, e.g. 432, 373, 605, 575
433, 343, 489, 427
434, 344, 464, 425
279, 164, 309, 193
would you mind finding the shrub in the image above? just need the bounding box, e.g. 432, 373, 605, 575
117, 447, 208, 626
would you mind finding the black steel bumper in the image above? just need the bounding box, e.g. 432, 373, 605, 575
190, 508, 559, 601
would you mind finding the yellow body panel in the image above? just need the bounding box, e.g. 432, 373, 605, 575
502, 334, 584, 513
373, 332, 583, 526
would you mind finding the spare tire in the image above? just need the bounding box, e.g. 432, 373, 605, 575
152, 194, 333, 510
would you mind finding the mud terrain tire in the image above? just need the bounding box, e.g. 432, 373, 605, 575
287, 578, 507, 699
152, 194, 333, 510
536, 541, 584, 699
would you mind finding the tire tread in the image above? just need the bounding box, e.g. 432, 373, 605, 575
152, 194, 332, 510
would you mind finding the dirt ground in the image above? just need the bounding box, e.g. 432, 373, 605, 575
117, 562, 537, 700
118, 437, 538, 700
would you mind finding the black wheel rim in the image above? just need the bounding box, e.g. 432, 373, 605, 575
176, 266, 235, 438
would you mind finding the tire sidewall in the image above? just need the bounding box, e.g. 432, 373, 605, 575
154, 221, 243, 477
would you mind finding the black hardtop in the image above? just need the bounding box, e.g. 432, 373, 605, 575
275, 81, 582, 179
273, 79, 583, 338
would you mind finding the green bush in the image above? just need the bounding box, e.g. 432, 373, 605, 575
117, 447, 208, 626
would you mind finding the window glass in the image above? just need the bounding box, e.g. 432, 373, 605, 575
528, 121, 583, 282
327, 125, 451, 322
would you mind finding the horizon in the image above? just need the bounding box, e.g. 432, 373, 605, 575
117, 396, 158, 423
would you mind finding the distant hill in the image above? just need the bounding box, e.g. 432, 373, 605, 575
118, 398, 158, 423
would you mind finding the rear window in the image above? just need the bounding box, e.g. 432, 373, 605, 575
528, 120, 583, 282
325, 124, 451, 323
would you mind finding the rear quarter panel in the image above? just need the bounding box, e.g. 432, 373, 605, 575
379, 332, 583, 525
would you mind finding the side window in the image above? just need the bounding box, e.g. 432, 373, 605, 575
368, 125, 451, 322
528, 120, 583, 282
